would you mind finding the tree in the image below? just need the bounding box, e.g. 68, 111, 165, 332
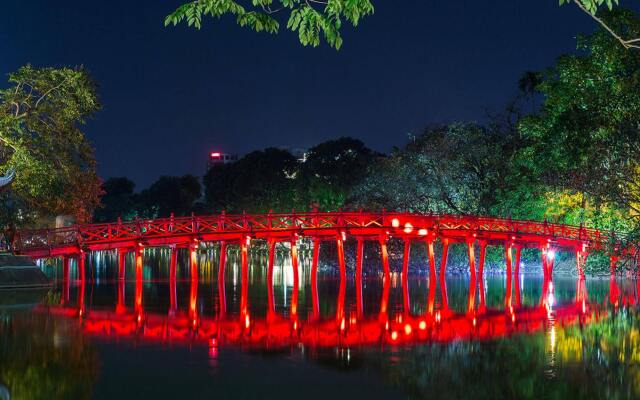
136, 175, 202, 218
166, 1, 637, 50
165, 0, 374, 49
512, 10, 640, 231
562, 1, 640, 49
298, 137, 377, 210
93, 177, 136, 222
350, 123, 516, 214
204, 148, 299, 213
0, 65, 102, 228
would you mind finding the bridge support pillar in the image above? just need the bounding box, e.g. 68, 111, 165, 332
266, 239, 276, 315
311, 238, 321, 320
478, 240, 487, 312
189, 242, 199, 325
426, 239, 436, 314
240, 240, 249, 322
379, 236, 390, 320
514, 245, 522, 307
466, 239, 476, 313
336, 235, 346, 322
505, 242, 513, 308
402, 238, 411, 314
135, 245, 143, 315
439, 238, 450, 312
218, 241, 227, 317
291, 238, 300, 317
355, 237, 364, 318
169, 246, 177, 315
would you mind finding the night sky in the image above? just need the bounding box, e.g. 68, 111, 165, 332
1, 1, 598, 188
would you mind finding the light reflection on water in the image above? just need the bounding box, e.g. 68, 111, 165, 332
1, 248, 640, 399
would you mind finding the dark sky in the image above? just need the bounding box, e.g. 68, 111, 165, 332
0, 1, 600, 188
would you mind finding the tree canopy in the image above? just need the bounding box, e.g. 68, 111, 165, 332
0, 65, 102, 228
166, 0, 638, 50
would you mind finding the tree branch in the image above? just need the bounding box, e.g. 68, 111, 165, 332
573, 0, 640, 49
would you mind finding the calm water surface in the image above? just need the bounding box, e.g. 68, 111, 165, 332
1, 248, 640, 399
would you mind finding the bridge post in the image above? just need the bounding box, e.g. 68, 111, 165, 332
505, 242, 513, 308
189, 242, 199, 280
291, 237, 300, 317
439, 238, 450, 312
169, 246, 177, 315
355, 237, 364, 318
336, 234, 347, 322
311, 237, 321, 320
379, 236, 391, 280
426, 239, 436, 314
378, 235, 391, 320
513, 244, 522, 307
135, 244, 143, 315
266, 239, 276, 315
189, 260, 198, 327
402, 238, 411, 314
218, 241, 227, 317
466, 238, 476, 313
240, 238, 249, 321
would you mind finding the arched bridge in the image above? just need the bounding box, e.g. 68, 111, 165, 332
14, 212, 622, 276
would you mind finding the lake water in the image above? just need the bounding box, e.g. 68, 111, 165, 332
1, 248, 639, 399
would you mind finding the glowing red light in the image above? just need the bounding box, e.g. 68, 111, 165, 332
404, 324, 412, 335
418, 320, 427, 330
391, 218, 400, 228
210, 152, 221, 158
390, 331, 398, 341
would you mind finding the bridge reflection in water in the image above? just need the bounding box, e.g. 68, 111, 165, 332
41, 253, 640, 352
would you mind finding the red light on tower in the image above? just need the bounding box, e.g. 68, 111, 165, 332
210, 152, 221, 159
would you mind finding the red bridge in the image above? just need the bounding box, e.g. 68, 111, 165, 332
14, 212, 624, 279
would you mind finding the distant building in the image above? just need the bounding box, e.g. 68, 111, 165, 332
207, 152, 238, 169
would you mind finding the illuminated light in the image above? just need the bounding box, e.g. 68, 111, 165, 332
397, 314, 403, 323
244, 314, 250, 329
403, 222, 413, 234
390, 331, 399, 341
473, 233, 477, 238
385, 321, 389, 330
341, 231, 347, 241
472, 317, 477, 327
404, 324, 412, 335
391, 218, 400, 228
245, 236, 251, 246
547, 250, 555, 260
511, 236, 516, 240
582, 300, 586, 314
293, 321, 298, 330
548, 293, 555, 306
418, 320, 427, 330
350, 316, 357, 325
549, 282, 554, 291
340, 318, 346, 331
511, 314, 515, 323
210, 338, 218, 347
435, 311, 441, 323
418, 228, 428, 236
210, 152, 221, 158
192, 318, 198, 328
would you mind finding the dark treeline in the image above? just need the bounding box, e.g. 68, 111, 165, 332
97, 11, 640, 244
